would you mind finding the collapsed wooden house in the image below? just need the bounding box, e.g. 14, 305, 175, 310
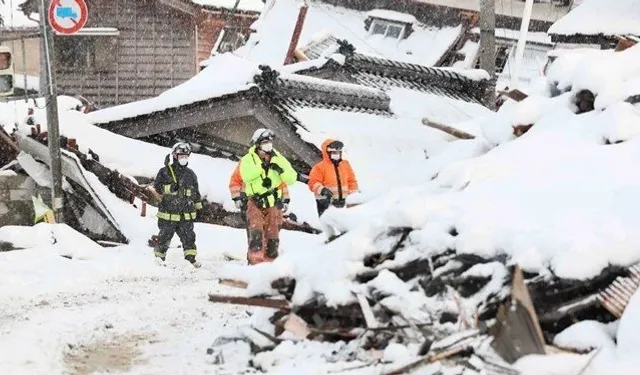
88, 43, 491, 181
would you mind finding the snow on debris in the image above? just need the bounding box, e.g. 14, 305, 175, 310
553, 320, 617, 352
546, 45, 640, 109
0, 223, 105, 260
87, 53, 259, 125
0, 0, 38, 29
548, 0, 640, 37
191, 0, 264, 12
366, 9, 417, 25
221, 44, 640, 308
1, 95, 323, 227
236, 0, 462, 67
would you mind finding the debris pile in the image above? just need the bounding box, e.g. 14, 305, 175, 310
209, 226, 632, 373
1, 124, 320, 241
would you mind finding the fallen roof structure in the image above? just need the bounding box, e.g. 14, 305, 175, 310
89, 50, 491, 183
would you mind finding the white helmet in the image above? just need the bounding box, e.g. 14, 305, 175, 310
250, 128, 275, 145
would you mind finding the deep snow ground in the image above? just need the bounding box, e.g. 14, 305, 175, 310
0, 224, 321, 375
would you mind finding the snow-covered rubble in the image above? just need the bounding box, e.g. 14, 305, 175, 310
0, 223, 105, 260
0, 95, 320, 226
209, 44, 640, 374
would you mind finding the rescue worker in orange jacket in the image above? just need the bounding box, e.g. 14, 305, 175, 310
307, 139, 359, 217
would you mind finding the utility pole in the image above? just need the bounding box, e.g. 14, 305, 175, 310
39, 0, 64, 223
478, 0, 497, 110
511, 0, 534, 90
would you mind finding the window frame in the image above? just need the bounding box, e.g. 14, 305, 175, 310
369, 19, 406, 40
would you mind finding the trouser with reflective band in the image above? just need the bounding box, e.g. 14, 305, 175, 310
246, 199, 281, 265
154, 219, 197, 258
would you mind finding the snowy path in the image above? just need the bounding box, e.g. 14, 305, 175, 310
0, 241, 276, 375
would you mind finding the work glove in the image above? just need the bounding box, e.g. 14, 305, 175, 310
270, 163, 284, 174
333, 198, 346, 208
281, 198, 290, 212
234, 199, 245, 211
320, 187, 333, 200
262, 177, 272, 188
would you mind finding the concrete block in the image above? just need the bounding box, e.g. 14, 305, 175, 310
0, 202, 8, 215
10, 189, 31, 201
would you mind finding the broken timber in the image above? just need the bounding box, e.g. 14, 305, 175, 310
421, 118, 475, 139
597, 263, 640, 318
208, 294, 291, 310
218, 279, 249, 289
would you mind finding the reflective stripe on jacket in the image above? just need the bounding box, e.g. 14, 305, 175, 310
229, 164, 290, 201
153, 161, 203, 221
239, 146, 297, 208
308, 138, 358, 201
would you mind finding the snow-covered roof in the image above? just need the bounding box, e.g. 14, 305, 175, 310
0, 0, 38, 29
87, 53, 259, 125
190, 0, 263, 13
234, 0, 463, 67
84, 51, 491, 206
548, 0, 640, 37
366, 9, 417, 25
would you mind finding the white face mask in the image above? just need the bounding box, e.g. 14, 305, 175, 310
177, 156, 189, 166
260, 142, 273, 152
330, 152, 341, 161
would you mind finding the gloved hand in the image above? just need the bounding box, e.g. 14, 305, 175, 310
320, 187, 333, 200
281, 198, 290, 212
270, 163, 284, 174
262, 177, 272, 188
234, 199, 244, 210
333, 198, 346, 208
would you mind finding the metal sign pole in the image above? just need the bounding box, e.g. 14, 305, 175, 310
39, 0, 64, 223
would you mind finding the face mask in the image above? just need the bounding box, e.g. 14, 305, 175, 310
330, 152, 341, 161
260, 142, 273, 152
177, 156, 189, 166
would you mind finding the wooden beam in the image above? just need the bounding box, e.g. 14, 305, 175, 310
251, 100, 322, 168
208, 294, 291, 310
421, 118, 476, 139
106, 95, 256, 138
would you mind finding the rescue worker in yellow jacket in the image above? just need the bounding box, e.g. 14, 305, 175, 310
148, 142, 203, 268
239, 129, 297, 265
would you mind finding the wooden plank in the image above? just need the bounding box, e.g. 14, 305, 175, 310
422, 118, 475, 139
511, 265, 545, 348
283, 313, 312, 339
208, 294, 291, 310
354, 292, 379, 329
219, 279, 248, 289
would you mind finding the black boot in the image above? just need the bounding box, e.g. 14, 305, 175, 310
185, 254, 201, 268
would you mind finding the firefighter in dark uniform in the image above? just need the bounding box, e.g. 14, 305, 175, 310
148, 142, 203, 267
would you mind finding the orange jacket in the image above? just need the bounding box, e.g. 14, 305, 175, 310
229, 164, 290, 200
308, 138, 358, 200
